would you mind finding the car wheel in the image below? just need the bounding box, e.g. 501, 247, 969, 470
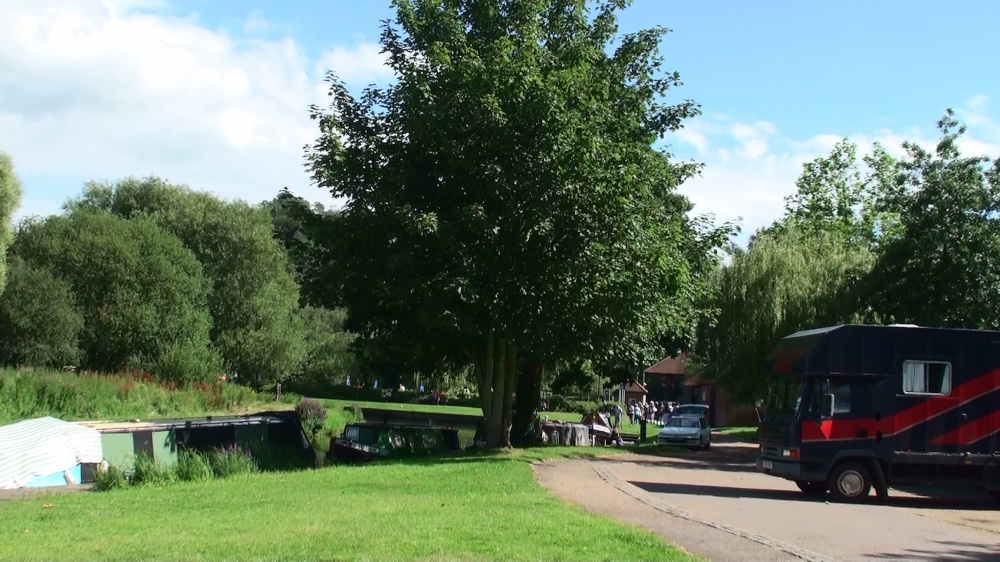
827, 461, 872, 502
795, 481, 827, 496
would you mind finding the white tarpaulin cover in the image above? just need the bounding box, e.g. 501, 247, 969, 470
0, 416, 104, 490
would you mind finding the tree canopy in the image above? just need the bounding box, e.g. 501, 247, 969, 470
695, 109, 1000, 402
0, 152, 23, 295
0, 257, 85, 369
69, 177, 307, 387
306, 0, 729, 445
10, 210, 221, 380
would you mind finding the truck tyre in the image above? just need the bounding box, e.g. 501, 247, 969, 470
828, 461, 872, 502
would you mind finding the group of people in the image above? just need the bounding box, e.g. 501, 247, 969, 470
607, 400, 681, 429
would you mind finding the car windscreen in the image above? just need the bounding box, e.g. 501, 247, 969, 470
666, 418, 700, 428
674, 406, 708, 416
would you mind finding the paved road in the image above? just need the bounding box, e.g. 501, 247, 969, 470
534, 438, 1000, 562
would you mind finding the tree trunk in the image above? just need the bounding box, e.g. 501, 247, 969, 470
475, 331, 517, 448
511, 359, 543, 447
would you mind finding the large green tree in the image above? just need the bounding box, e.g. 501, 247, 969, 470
780, 138, 900, 250
70, 178, 306, 387
10, 210, 220, 380
0, 258, 84, 369
696, 226, 874, 401
0, 152, 23, 295
307, 0, 727, 446
865, 110, 1000, 328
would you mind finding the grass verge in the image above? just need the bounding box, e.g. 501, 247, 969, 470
0, 447, 698, 562
714, 426, 758, 442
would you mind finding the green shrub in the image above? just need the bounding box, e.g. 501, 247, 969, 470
176, 449, 213, 482
130, 454, 175, 487
566, 400, 598, 415
210, 445, 258, 478
545, 393, 568, 411
295, 397, 327, 437
93, 463, 128, 491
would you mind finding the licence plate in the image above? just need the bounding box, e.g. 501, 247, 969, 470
762, 460, 773, 470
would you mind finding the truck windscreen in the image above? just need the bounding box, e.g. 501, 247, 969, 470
763, 378, 803, 424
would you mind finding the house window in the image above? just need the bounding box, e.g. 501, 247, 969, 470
902, 361, 952, 395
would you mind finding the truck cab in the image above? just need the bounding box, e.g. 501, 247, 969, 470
756, 324, 1000, 504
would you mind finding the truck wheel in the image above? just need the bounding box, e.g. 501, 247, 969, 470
795, 481, 827, 496
828, 462, 872, 502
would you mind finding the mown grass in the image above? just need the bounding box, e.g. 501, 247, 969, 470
714, 426, 758, 442
0, 447, 698, 562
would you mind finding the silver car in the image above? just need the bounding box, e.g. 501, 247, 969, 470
657, 414, 711, 449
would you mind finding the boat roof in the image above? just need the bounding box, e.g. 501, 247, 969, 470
77, 411, 297, 433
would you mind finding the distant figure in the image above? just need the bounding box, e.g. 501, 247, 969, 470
374, 379, 379, 389
346, 375, 351, 386
419, 383, 425, 392
612, 403, 622, 429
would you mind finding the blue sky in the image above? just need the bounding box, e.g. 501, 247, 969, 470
2, 0, 998, 240
180, 0, 998, 138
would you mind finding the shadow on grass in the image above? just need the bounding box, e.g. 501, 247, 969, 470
328, 443, 683, 468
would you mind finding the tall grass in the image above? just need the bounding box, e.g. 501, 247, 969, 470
95, 445, 262, 491
0, 368, 267, 424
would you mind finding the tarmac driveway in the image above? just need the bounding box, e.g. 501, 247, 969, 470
534, 437, 1000, 562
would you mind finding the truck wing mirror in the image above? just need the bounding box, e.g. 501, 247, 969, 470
821, 393, 835, 418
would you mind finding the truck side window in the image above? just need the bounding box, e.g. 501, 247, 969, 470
902, 361, 952, 395
828, 382, 851, 414
806, 380, 851, 417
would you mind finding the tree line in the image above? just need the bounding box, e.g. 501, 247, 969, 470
695, 111, 1000, 403
2, 0, 996, 447
0, 175, 357, 390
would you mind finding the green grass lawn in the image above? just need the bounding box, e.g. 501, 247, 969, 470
714, 426, 758, 442
0, 448, 698, 562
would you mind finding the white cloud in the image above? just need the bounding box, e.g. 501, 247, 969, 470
2, 1, 997, 249
314, 43, 394, 85
670, 96, 1000, 244
0, 0, 391, 220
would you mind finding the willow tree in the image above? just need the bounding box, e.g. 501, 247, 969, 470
307, 0, 726, 446
0, 152, 23, 295
697, 226, 874, 402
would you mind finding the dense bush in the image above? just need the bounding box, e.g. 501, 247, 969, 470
71, 178, 307, 387
565, 400, 599, 415
295, 397, 327, 437
10, 211, 219, 381
0, 259, 84, 368
545, 394, 568, 411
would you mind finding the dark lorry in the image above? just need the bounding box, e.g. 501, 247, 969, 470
755, 324, 1000, 503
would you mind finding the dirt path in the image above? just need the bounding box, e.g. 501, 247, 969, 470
534, 441, 1000, 562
